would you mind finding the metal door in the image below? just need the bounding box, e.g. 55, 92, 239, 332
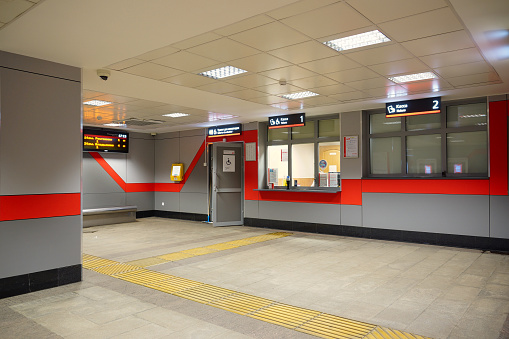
211, 142, 243, 226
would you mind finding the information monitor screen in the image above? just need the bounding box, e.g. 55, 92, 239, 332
83, 128, 129, 153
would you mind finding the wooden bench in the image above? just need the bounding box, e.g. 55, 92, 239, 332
83, 206, 137, 227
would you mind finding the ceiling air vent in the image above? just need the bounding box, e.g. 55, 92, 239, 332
123, 118, 164, 127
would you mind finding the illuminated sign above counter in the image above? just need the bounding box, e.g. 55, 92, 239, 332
208, 123, 242, 137
386, 97, 441, 118
268, 113, 305, 129
83, 128, 129, 153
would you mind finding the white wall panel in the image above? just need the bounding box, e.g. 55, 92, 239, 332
363, 193, 490, 236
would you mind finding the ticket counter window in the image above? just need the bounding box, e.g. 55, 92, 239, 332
267, 145, 288, 186
292, 143, 314, 187
407, 134, 441, 174
447, 131, 487, 174
318, 142, 341, 186
370, 137, 402, 174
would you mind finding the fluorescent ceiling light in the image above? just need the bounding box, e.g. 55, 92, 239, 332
198, 66, 247, 79
163, 113, 190, 118
324, 30, 390, 52
279, 91, 319, 100
103, 123, 126, 127
84, 100, 111, 106
389, 72, 438, 83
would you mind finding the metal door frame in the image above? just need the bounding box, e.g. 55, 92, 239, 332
211, 142, 244, 226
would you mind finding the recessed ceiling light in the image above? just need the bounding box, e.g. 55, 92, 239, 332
389, 72, 438, 83
324, 30, 390, 52
103, 123, 126, 127
198, 66, 247, 79
163, 113, 190, 118
279, 91, 319, 100
84, 100, 112, 106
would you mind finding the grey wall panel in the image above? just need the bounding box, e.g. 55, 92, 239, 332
340, 111, 362, 180
126, 137, 155, 183
83, 193, 126, 209
155, 192, 180, 211
341, 205, 362, 226
0, 216, 81, 279
490, 195, 509, 239
180, 134, 205, 170
0, 68, 81, 195
244, 199, 259, 218
0, 50, 81, 82
179, 192, 208, 214
101, 153, 127, 181
180, 149, 207, 193
155, 137, 180, 183
244, 122, 258, 131
126, 192, 154, 211
83, 153, 124, 194
362, 193, 490, 237
258, 201, 340, 225
180, 128, 205, 138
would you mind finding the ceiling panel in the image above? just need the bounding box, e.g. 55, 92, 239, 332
152, 51, 220, 72
271, 100, 311, 110
281, 2, 372, 39
364, 85, 408, 98
434, 61, 493, 78
312, 83, 358, 96
224, 73, 277, 87
401, 30, 475, 56
326, 67, 380, 83
379, 8, 463, 42
230, 53, 292, 73
170, 32, 222, 50
92, 94, 138, 104
346, 0, 448, 24
249, 95, 289, 105
299, 95, 339, 106
345, 76, 397, 90
447, 72, 501, 87
196, 82, 246, 94
266, 0, 337, 20
329, 90, 369, 101
122, 62, 184, 80
226, 89, 267, 100
187, 38, 260, 62
135, 46, 180, 61
107, 58, 144, 71
213, 14, 274, 36
229, 21, 310, 51
0, 0, 33, 23
344, 44, 414, 66
290, 75, 338, 89
300, 55, 361, 73
369, 58, 430, 76
268, 40, 338, 64
163, 73, 217, 88
420, 48, 484, 68
258, 65, 316, 81
255, 83, 304, 95
403, 79, 453, 94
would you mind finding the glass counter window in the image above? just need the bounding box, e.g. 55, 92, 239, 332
318, 141, 341, 187
267, 145, 288, 186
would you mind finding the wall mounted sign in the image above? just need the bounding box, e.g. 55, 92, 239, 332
208, 123, 242, 137
83, 128, 129, 153
343, 136, 359, 158
268, 113, 305, 129
386, 97, 441, 118
223, 154, 235, 172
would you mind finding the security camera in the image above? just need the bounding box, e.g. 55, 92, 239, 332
97, 69, 110, 81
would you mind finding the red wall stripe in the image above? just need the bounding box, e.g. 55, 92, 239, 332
489, 100, 509, 195
90, 152, 126, 191
0, 193, 81, 221
341, 179, 362, 205
362, 179, 490, 195
258, 190, 341, 204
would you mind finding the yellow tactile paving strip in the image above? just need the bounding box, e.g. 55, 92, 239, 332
82, 254, 432, 339
125, 232, 292, 267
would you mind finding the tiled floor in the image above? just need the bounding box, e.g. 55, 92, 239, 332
1, 217, 509, 338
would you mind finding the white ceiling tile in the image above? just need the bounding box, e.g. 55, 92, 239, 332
230, 54, 292, 73
224, 73, 277, 87
345, 76, 396, 90
344, 44, 414, 66
403, 79, 453, 94
226, 89, 267, 100
369, 58, 430, 76
196, 82, 245, 94
107, 58, 144, 71
122, 62, 184, 80
326, 67, 379, 83
267, 0, 337, 20
447, 72, 501, 87
401, 30, 475, 57
171, 32, 222, 50
268, 40, 338, 64
214, 14, 274, 36
300, 55, 360, 73
249, 95, 289, 105
281, 2, 372, 39
256, 83, 304, 95
135, 46, 180, 61
152, 51, 219, 72
83, 90, 105, 99
329, 91, 369, 101
0, 0, 33, 23
128, 99, 167, 108
313, 84, 358, 95
271, 101, 311, 110
187, 38, 260, 62
93, 94, 138, 104
420, 48, 484, 68
379, 8, 463, 42
346, 0, 447, 24
163, 73, 217, 88
229, 21, 310, 51
364, 86, 408, 98
299, 96, 339, 106
435, 61, 493, 78
290, 75, 338, 89
259, 65, 316, 81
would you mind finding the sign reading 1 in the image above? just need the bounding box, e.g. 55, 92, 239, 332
386, 97, 441, 118
268, 113, 305, 129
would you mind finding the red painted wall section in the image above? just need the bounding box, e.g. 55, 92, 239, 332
0, 193, 81, 221
258, 190, 341, 204
362, 179, 490, 195
341, 179, 362, 205
489, 100, 509, 195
